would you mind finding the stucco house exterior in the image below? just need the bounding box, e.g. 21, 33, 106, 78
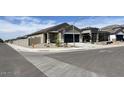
102, 26, 124, 41
7, 36, 29, 47
80, 27, 110, 43
27, 23, 81, 47
7, 23, 124, 47
110, 31, 124, 42
8, 23, 81, 47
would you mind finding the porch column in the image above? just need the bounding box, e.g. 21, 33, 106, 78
90, 33, 92, 43
41, 34, 44, 43
96, 32, 99, 42
47, 33, 50, 44
108, 35, 110, 41
79, 33, 82, 43
59, 32, 64, 43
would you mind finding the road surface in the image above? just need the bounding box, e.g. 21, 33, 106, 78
0, 43, 46, 77
8, 43, 124, 77
46, 46, 124, 77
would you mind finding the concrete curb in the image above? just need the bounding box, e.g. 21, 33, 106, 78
7, 43, 124, 53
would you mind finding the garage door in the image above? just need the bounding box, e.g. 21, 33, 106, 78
116, 35, 124, 41
64, 34, 79, 43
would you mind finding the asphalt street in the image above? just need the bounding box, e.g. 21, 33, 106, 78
6, 42, 124, 77
21, 51, 101, 77
46, 46, 124, 77
0, 43, 46, 77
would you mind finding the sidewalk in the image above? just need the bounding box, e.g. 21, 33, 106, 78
7, 43, 82, 52
7, 43, 124, 53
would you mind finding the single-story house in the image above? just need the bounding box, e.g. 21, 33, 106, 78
80, 27, 110, 43
102, 27, 124, 41
27, 23, 81, 45
8, 23, 81, 47
102, 25, 124, 41
27, 23, 82, 46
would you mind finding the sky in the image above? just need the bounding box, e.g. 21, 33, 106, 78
1, 16, 124, 40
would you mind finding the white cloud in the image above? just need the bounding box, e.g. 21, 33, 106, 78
69, 17, 124, 28
0, 17, 57, 34
2, 16, 124, 40
4, 16, 41, 23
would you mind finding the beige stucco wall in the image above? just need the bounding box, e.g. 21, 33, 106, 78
12, 38, 28, 47
28, 34, 44, 43
11, 29, 81, 47
58, 32, 64, 43
11, 34, 44, 47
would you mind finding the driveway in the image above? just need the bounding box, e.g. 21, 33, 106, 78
0, 43, 46, 77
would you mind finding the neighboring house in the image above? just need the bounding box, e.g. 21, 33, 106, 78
102, 25, 124, 41
110, 30, 124, 41
80, 27, 110, 43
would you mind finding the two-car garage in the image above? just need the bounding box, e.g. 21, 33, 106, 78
64, 34, 79, 43
63, 29, 80, 43
116, 31, 124, 41
116, 35, 124, 41
110, 31, 124, 41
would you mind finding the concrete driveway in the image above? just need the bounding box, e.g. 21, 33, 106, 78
0, 43, 46, 77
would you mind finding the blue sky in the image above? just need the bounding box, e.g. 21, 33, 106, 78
1, 16, 124, 40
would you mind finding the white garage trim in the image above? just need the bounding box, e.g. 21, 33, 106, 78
110, 35, 116, 41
